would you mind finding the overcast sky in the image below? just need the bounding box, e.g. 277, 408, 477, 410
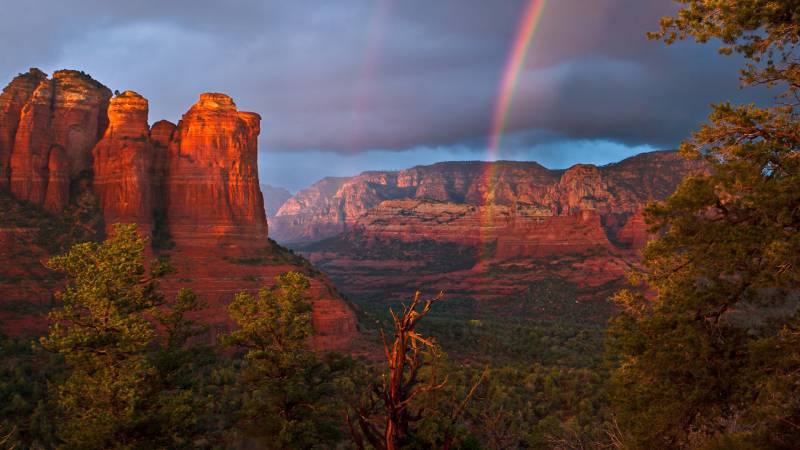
0, 0, 767, 190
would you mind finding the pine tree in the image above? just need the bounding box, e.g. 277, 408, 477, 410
609, 2, 800, 448
222, 271, 347, 449
42, 224, 211, 449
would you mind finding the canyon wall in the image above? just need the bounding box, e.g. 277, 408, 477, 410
271, 152, 698, 247
0, 69, 356, 349
275, 152, 701, 303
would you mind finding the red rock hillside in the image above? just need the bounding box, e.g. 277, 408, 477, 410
0, 69, 356, 350
270, 153, 702, 304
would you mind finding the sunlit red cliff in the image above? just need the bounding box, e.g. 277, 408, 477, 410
0, 68, 357, 349
270, 153, 702, 304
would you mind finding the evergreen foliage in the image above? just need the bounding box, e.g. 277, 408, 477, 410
40, 224, 211, 449
222, 272, 349, 448
608, 1, 800, 448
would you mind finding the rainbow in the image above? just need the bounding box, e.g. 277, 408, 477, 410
350, 0, 394, 149
480, 0, 548, 261
488, 0, 548, 161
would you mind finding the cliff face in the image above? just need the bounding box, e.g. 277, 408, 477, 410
0, 70, 357, 350
92, 91, 154, 235
0, 69, 48, 188
271, 152, 697, 245
166, 93, 268, 249
8, 70, 112, 211
282, 152, 701, 302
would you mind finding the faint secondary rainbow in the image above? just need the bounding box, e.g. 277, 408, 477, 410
480, 0, 548, 262
348, 0, 394, 150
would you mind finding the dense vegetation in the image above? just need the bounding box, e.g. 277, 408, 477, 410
606, 1, 800, 448
1, 225, 614, 449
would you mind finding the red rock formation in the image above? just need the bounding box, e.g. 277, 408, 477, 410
334, 199, 613, 258
44, 146, 70, 212
615, 208, 651, 248
50, 70, 112, 179
288, 152, 702, 303
166, 93, 267, 249
92, 91, 154, 234
0, 71, 357, 351
150, 120, 176, 148
271, 152, 699, 245
8, 70, 111, 208
0, 68, 47, 187
9, 78, 54, 204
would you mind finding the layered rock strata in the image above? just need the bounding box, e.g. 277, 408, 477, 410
270, 152, 697, 245
0, 69, 357, 350
279, 152, 701, 303
92, 91, 154, 234
166, 93, 267, 249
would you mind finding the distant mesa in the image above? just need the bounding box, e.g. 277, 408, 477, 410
270, 152, 703, 303
0, 68, 357, 349
260, 183, 293, 217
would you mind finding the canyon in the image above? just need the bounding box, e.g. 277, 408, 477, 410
0, 68, 701, 342
270, 153, 702, 307
0, 69, 357, 350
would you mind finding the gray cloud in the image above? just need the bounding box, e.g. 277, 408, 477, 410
0, 0, 769, 160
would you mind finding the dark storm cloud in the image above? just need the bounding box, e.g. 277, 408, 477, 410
0, 0, 768, 157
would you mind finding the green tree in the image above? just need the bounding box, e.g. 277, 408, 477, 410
222, 271, 347, 449
42, 224, 210, 449
608, 1, 800, 448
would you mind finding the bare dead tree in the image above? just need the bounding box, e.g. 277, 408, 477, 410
0, 425, 16, 450
346, 291, 484, 450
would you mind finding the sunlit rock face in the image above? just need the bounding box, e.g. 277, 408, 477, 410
92, 91, 154, 235
277, 151, 702, 303
0, 71, 357, 351
0, 68, 48, 188
6, 69, 112, 208
166, 93, 267, 249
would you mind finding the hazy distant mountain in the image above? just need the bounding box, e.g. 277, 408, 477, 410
260, 183, 292, 217
0, 68, 356, 350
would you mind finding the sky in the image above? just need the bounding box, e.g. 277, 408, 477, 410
0, 0, 767, 191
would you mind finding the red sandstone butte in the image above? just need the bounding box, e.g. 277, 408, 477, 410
8, 70, 111, 208
276, 152, 703, 302
166, 93, 267, 249
92, 91, 154, 235
9, 77, 55, 205
0, 70, 357, 350
0, 68, 48, 188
